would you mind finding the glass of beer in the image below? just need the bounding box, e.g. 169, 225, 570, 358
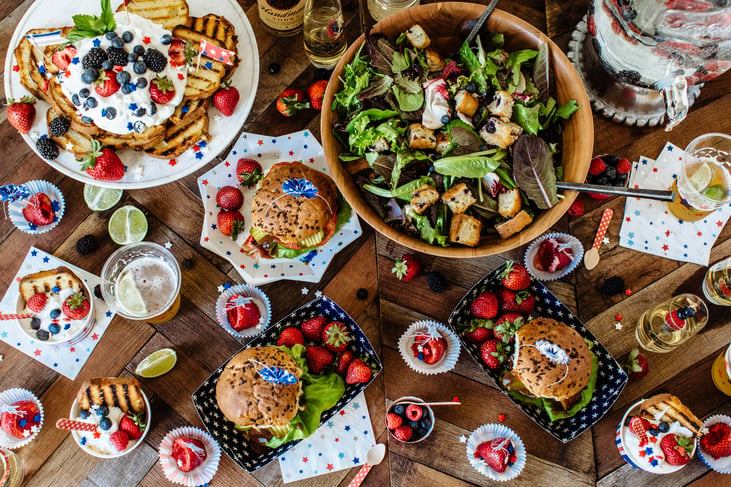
0, 448, 23, 487
101, 242, 182, 323
635, 293, 709, 353
703, 256, 731, 306
711, 343, 731, 396
666, 133, 731, 222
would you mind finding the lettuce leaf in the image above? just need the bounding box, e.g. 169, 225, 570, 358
299, 372, 345, 433
405, 205, 448, 246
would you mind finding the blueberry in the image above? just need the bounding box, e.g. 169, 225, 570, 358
72, 93, 81, 106
116, 71, 131, 84
101, 60, 113, 71
96, 405, 109, 417
485, 119, 497, 134
79, 409, 91, 419
85, 97, 97, 108
149, 102, 157, 115
160, 34, 172, 45
605, 166, 617, 180
658, 422, 670, 433
99, 417, 112, 431
81, 68, 99, 84
268, 62, 281, 75
127, 52, 138, 62
612, 179, 626, 186
356, 288, 368, 299
111, 37, 124, 49
441, 114, 450, 124
104, 107, 117, 119
596, 176, 608, 185
603, 154, 620, 166
624, 416, 633, 427
122, 31, 133, 43
121, 83, 133, 94
136, 77, 147, 88
407, 420, 420, 430
133, 61, 147, 74
616, 172, 628, 181
94, 284, 103, 299
36, 329, 49, 341
133, 45, 145, 56
50, 308, 61, 319
81, 116, 93, 124
105, 31, 117, 40
479, 145, 488, 151
414, 427, 427, 439
393, 404, 405, 415
465, 82, 477, 93
48, 323, 60, 334
649, 427, 659, 436
419, 416, 432, 429
30, 317, 41, 330
135, 107, 146, 117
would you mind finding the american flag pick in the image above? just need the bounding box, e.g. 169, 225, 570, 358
199, 39, 235, 65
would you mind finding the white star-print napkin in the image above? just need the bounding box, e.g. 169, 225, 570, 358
0, 246, 116, 379
619, 142, 731, 265
279, 392, 376, 483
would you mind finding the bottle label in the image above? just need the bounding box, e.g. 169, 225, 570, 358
258, 0, 305, 32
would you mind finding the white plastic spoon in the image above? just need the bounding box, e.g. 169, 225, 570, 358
348, 443, 386, 487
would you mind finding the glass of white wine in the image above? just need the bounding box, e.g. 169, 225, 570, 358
635, 293, 709, 353
0, 448, 23, 487
704, 256, 731, 306
303, 0, 347, 69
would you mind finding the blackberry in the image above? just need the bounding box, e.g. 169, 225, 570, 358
107, 47, 129, 66
602, 276, 625, 295
82, 47, 107, 69
268, 62, 280, 74
48, 116, 70, 136
143, 48, 166, 72
36, 137, 59, 160
30, 317, 41, 330
76, 234, 98, 255
426, 271, 445, 293
36, 330, 49, 341
94, 284, 103, 300
356, 288, 368, 299
181, 258, 194, 270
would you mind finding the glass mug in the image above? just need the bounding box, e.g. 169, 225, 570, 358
101, 242, 182, 323
635, 293, 709, 353
704, 256, 731, 306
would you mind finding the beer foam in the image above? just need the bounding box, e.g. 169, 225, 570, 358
117, 257, 177, 317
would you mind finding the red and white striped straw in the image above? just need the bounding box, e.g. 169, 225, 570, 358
56, 418, 98, 432
0, 312, 32, 320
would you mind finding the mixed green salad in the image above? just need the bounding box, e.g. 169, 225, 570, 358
332, 26, 580, 247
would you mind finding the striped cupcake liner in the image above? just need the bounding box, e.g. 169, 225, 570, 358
159, 426, 221, 486
7, 180, 65, 235
0, 388, 44, 449
466, 423, 526, 481
697, 415, 731, 474
215, 284, 272, 341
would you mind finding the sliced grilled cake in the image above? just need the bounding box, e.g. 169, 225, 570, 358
116, 0, 190, 30
145, 105, 210, 158
77, 377, 146, 414
19, 267, 83, 303
638, 393, 703, 437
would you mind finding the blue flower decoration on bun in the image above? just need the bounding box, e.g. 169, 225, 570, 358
282, 178, 318, 199
259, 366, 298, 385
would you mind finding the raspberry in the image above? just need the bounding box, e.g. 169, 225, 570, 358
386, 413, 403, 430
589, 157, 606, 175
568, 198, 584, 216
110, 430, 129, 451
616, 157, 632, 175
393, 425, 413, 442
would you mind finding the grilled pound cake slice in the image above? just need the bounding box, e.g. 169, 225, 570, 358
13, 31, 55, 104
46, 79, 100, 136
77, 377, 145, 414
169, 97, 209, 126
19, 267, 83, 303
116, 0, 190, 30
638, 393, 703, 437
46, 107, 93, 157
189, 14, 239, 76
145, 106, 210, 158
172, 23, 235, 99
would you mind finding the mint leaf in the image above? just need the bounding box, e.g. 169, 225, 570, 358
100, 0, 116, 32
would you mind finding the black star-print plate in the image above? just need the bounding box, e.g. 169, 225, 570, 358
192, 295, 382, 471
447, 263, 628, 443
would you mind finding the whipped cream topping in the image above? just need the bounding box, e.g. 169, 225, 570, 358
20, 288, 91, 344
59, 13, 187, 135
74, 405, 139, 456
621, 414, 695, 473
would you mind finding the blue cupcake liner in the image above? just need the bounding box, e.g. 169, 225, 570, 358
7, 180, 65, 234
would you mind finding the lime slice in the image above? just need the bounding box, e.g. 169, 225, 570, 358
687, 162, 713, 191
108, 205, 148, 245
135, 348, 177, 378
117, 271, 147, 315
702, 184, 728, 201
84, 184, 123, 211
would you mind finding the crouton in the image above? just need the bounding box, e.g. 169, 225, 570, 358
425, 48, 445, 72
435, 133, 451, 154
441, 183, 476, 214
410, 184, 440, 214
487, 90, 514, 119
455, 90, 479, 117
344, 158, 370, 175
449, 213, 482, 247
405, 24, 431, 49
408, 123, 436, 150
479, 117, 523, 149
498, 188, 521, 218
495, 210, 533, 239
371, 136, 389, 152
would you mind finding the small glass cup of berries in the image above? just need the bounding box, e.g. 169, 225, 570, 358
159, 426, 221, 486
386, 397, 435, 444
398, 320, 460, 375
586, 154, 632, 200
466, 423, 526, 481
215, 284, 271, 339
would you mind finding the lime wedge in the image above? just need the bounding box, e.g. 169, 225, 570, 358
117, 271, 147, 315
135, 348, 177, 378
84, 184, 123, 211
702, 184, 728, 201
687, 162, 713, 191
109, 205, 148, 245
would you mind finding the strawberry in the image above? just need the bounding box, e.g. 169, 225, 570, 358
6, 96, 36, 134
346, 358, 372, 384
500, 262, 530, 290
334, 350, 355, 376
700, 422, 731, 459
493, 313, 524, 343
568, 198, 584, 216
476, 438, 512, 473
236, 158, 263, 187
215, 186, 244, 210
62, 292, 91, 320
660, 434, 694, 466
213, 81, 240, 116
306, 346, 334, 374
411, 332, 447, 365
149, 75, 176, 104
167, 39, 195, 67
391, 254, 421, 281
0, 401, 41, 439
405, 404, 423, 421
22, 193, 55, 226
308, 80, 328, 110
622, 348, 649, 380
51, 45, 77, 70
480, 339, 509, 369
79, 140, 125, 181
665, 306, 695, 330
616, 157, 632, 175
498, 288, 534, 315
464, 320, 493, 344
217, 210, 246, 239
386, 413, 403, 430
225, 295, 261, 331
171, 437, 207, 472
392, 425, 413, 441
110, 430, 130, 452
94, 70, 120, 97
26, 293, 47, 313
119, 413, 144, 440
628, 416, 650, 446
589, 157, 607, 175
301, 316, 327, 341
277, 327, 305, 347
276, 88, 309, 117
322, 321, 352, 352
535, 238, 574, 274
471, 291, 498, 319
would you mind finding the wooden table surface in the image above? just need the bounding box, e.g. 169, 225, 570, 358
1, 0, 730, 485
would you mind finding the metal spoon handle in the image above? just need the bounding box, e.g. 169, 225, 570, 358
556, 181, 676, 202
464, 0, 500, 46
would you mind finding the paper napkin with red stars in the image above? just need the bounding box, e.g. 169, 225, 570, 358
619, 142, 731, 265
279, 392, 375, 483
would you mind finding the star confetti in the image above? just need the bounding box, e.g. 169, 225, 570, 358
615, 322, 623, 330
314, 290, 323, 298
452, 395, 460, 402
602, 237, 610, 245
65, 142, 74, 151
625, 288, 633, 296
615, 313, 623, 321
164, 241, 172, 249
498, 414, 506, 422
301, 287, 309, 295
459, 435, 467, 443
217, 285, 225, 292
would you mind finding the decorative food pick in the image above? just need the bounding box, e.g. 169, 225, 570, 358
584, 208, 614, 270
56, 418, 99, 432
248, 359, 298, 385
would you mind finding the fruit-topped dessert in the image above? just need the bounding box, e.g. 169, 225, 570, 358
17, 266, 95, 344
0, 389, 45, 448
697, 415, 731, 473
3, 181, 65, 234
215, 284, 271, 338
398, 320, 460, 374
524, 233, 583, 281
386, 397, 434, 443
466, 423, 526, 480
159, 426, 221, 486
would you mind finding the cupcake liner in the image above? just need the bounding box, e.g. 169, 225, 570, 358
388, 396, 435, 443
524, 232, 584, 281
0, 388, 44, 449
7, 180, 65, 235
215, 284, 271, 340
398, 320, 460, 375
466, 423, 526, 481
159, 426, 221, 486
697, 415, 731, 474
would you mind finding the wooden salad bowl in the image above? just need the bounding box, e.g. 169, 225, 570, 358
320, 2, 593, 258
